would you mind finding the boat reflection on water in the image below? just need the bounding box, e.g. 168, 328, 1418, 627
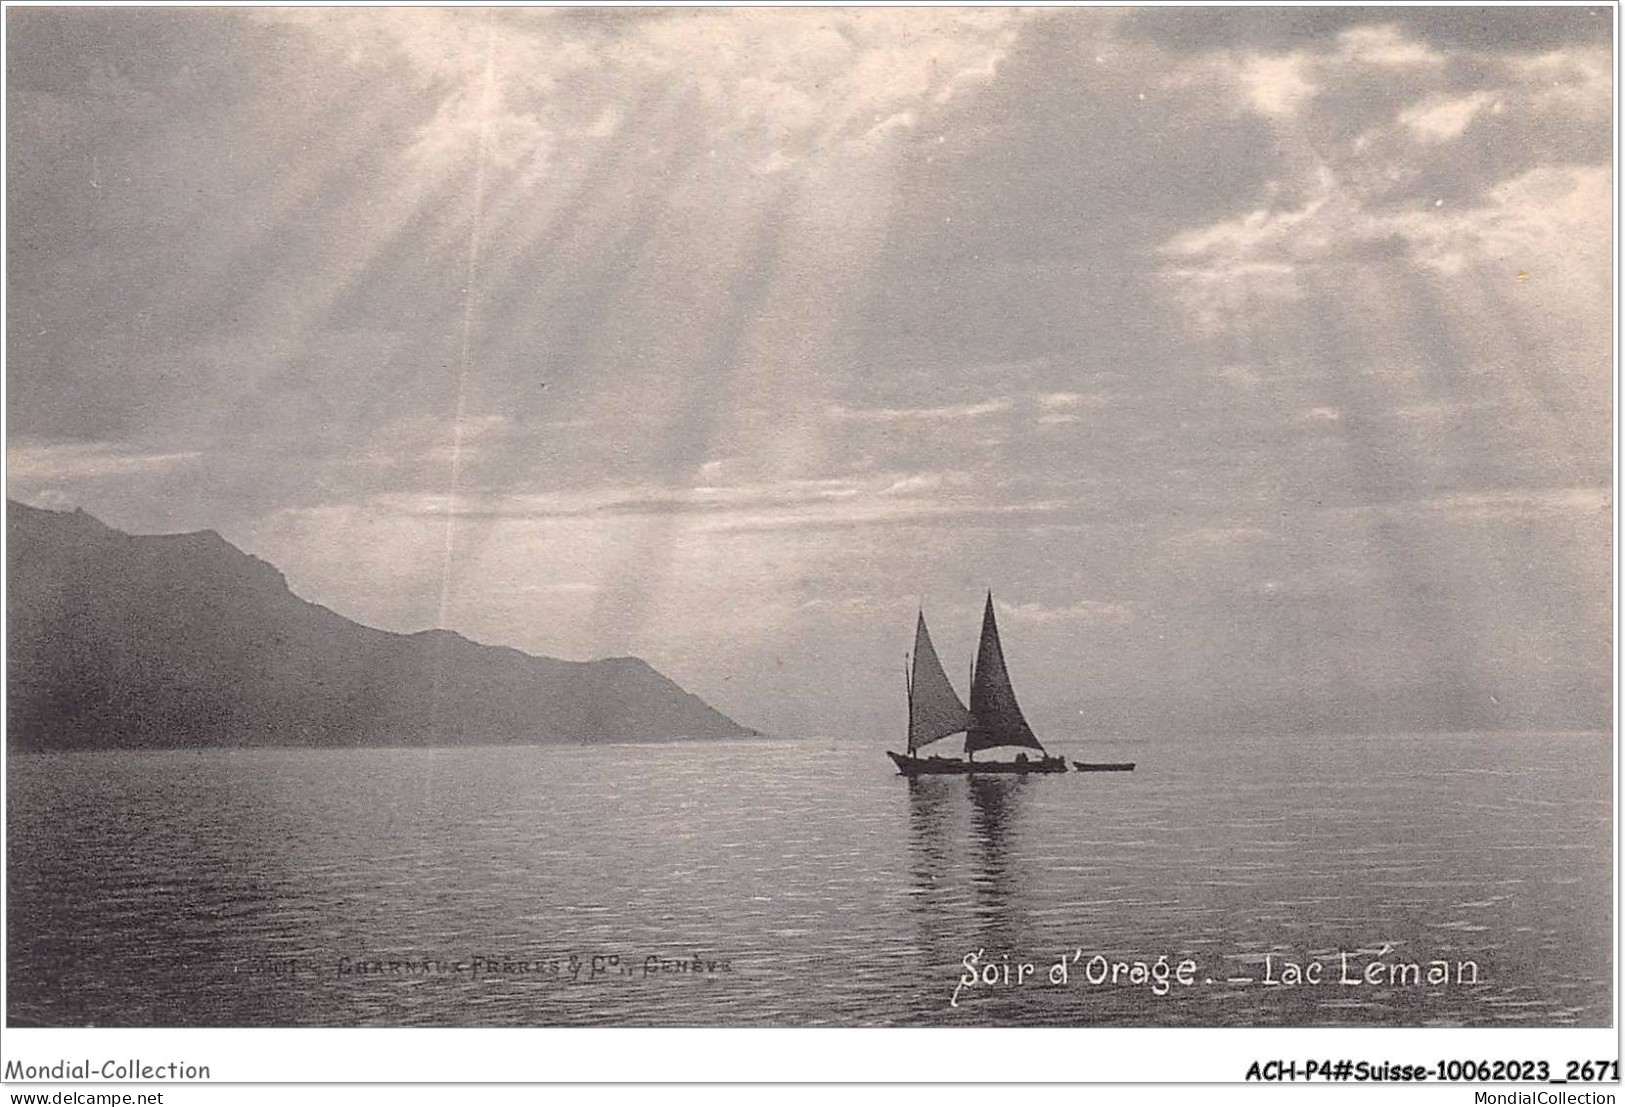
904, 773, 1033, 965
967, 774, 1029, 946
905, 776, 957, 885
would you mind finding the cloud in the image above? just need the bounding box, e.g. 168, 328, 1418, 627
826, 399, 1013, 422
261, 8, 1039, 169
1398, 91, 1498, 144
1032, 393, 1106, 426
348, 466, 1067, 537
1334, 24, 1445, 68
1409, 164, 1611, 274
1153, 13, 1611, 313
1161, 162, 1609, 316
1121, 7, 1610, 55
998, 599, 1136, 625
1237, 52, 1319, 118
1188, 18, 1609, 219
1190, 23, 1447, 125
9, 439, 202, 480
1036, 391, 1101, 410
1164, 526, 1273, 551
7, 439, 212, 523
1343, 486, 1612, 522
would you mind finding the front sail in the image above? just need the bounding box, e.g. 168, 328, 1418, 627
967, 593, 1046, 754
908, 613, 975, 752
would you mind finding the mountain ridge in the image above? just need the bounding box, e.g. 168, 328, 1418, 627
6, 499, 758, 749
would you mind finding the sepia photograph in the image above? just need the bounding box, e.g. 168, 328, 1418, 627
2, 0, 1616, 1087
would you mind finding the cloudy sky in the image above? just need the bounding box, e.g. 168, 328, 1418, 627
7, 6, 1613, 738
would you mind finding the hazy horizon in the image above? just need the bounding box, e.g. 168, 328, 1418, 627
7, 7, 1613, 739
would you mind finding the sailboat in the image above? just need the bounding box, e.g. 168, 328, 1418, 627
887, 593, 1068, 775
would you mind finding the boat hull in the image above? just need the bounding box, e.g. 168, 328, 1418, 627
887, 751, 1068, 775
1072, 761, 1136, 772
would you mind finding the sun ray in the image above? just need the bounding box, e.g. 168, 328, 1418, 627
435, 12, 500, 635
137, 76, 437, 336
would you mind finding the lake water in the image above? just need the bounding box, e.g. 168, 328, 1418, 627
6, 732, 1612, 1027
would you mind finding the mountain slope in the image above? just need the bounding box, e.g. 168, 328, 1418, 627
6, 501, 755, 748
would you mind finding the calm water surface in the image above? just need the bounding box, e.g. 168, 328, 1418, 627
6, 732, 1611, 1026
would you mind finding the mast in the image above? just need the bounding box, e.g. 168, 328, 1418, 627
968, 656, 976, 762
905, 653, 915, 755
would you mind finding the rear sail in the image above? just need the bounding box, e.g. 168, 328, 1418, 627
967, 593, 1046, 754
908, 612, 974, 752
